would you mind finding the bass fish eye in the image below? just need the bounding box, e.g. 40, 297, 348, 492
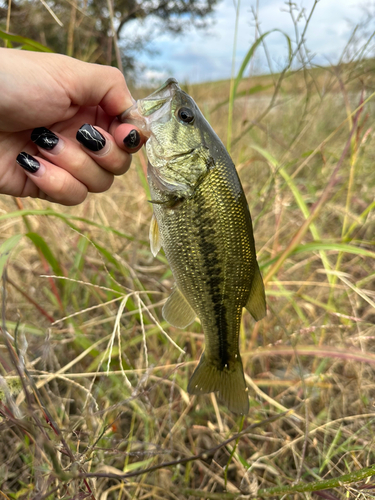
177, 107, 194, 124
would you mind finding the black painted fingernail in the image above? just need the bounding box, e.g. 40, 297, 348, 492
76, 124, 106, 152
16, 152, 40, 173
123, 129, 140, 149
31, 127, 59, 150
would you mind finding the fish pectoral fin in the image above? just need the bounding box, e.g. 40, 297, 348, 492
245, 264, 267, 321
162, 286, 196, 329
187, 353, 249, 415
149, 213, 162, 257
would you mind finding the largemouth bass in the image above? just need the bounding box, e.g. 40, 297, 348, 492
121, 79, 266, 414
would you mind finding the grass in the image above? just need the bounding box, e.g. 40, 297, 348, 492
1, 4, 375, 499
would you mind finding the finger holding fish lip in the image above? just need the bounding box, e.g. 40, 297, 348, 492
110, 121, 146, 153
75, 124, 134, 177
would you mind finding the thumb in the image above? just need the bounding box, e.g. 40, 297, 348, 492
54, 56, 135, 117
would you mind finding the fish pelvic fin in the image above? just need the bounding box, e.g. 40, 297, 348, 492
162, 286, 197, 329
149, 213, 162, 257
187, 353, 249, 415
245, 264, 267, 321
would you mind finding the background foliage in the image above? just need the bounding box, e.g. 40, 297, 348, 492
0, 0, 218, 77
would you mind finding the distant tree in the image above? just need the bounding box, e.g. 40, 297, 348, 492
0, 0, 219, 77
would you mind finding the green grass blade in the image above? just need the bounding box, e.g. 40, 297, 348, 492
232, 31, 274, 101
251, 145, 334, 282
26, 232, 64, 278
292, 242, 375, 258
0, 31, 53, 52
211, 84, 274, 112
0, 209, 138, 242
227, 29, 292, 150
260, 242, 375, 270
227, 31, 273, 152
345, 199, 375, 240
0, 234, 23, 277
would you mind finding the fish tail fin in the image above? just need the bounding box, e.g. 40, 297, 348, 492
187, 353, 249, 415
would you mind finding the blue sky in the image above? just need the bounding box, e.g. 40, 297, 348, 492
124, 0, 370, 84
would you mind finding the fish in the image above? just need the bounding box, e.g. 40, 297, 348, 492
120, 78, 266, 414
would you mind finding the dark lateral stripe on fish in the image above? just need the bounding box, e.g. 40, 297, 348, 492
196, 197, 229, 369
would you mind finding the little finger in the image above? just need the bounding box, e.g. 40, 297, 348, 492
16, 152, 88, 206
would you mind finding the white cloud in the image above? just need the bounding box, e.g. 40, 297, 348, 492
142, 69, 170, 83
125, 0, 369, 84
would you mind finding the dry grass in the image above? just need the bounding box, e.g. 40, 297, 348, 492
1, 61, 375, 499
1, 8, 375, 498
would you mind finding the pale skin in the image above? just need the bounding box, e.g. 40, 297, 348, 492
0, 48, 145, 206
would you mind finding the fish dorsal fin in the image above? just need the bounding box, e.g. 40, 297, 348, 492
162, 286, 197, 329
149, 213, 162, 257
245, 264, 267, 321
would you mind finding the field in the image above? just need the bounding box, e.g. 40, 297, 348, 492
1, 47, 375, 500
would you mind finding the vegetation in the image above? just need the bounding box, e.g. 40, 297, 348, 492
1, 1, 375, 499
0, 0, 218, 75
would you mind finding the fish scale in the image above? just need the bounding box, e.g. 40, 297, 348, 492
150, 160, 257, 412
120, 78, 266, 414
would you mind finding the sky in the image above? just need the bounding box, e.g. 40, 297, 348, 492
124, 0, 371, 84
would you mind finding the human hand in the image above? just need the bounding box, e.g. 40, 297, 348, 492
0, 48, 145, 205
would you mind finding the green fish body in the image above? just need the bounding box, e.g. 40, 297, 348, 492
121, 79, 266, 414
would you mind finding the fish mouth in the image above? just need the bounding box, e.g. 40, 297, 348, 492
119, 78, 179, 138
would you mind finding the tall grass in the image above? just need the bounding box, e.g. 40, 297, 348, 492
1, 2, 375, 499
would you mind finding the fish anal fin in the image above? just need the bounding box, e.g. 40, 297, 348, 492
187, 353, 249, 415
162, 287, 196, 329
245, 264, 266, 321
149, 213, 162, 257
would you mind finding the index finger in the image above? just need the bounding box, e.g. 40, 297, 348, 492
55, 56, 135, 116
